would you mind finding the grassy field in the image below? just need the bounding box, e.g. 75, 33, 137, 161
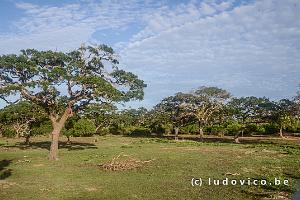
0, 135, 300, 200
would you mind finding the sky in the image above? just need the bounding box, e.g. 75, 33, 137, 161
0, 0, 300, 109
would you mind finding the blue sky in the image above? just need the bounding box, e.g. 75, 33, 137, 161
0, 0, 300, 108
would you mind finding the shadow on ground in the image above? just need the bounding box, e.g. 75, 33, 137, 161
126, 134, 299, 146
0, 159, 12, 180
5, 141, 98, 151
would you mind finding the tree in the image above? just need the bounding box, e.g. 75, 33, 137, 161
188, 86, 231, 138
0, 44, 146, 160
81, 103, 117, 134
154, 92, 193, 140
228, 96, 268, 143
293, 85, 300, 119
0, 101, 46, 144
262, 99, 298, 138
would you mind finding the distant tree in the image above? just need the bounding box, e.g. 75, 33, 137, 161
155, 93, 193, 140
118, 107, 148, 127
293, 85, 300, 119
228, 96, 268, 143
262, 99, 298, 138
187, 86, 231, 138
144, 108, 171, 135
0, 101, 46, 144
0, 44, 146, 160
82, 103, 118, 134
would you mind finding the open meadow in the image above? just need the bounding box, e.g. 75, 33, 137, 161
1, 135, 300, 200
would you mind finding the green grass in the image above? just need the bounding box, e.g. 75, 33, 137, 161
0, 135, 300, 200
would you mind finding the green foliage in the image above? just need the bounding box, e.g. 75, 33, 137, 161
128, 127, 151, 137
1, 125, 16, 138
31, 120, 52, 135
206, 124, 226, 136
263, 124, 278, 134
149, 123, 165, 135
62, 118, 96, 137
97, 127, 110, 136
180, 124, 199, 134
73, 118, 96, 137
225, 121, 242, 135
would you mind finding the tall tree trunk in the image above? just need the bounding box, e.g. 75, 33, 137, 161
49, 127, 61, 161
66, 135, 71, 144
25, 135, 30, 145
174, 127, 179, 140
198, 121, 204, 139
234, 131, 241, 143
279, 126, 284, 138
49, 107, 73, 161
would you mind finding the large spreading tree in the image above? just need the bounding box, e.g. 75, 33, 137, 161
0, 44, 146, 160
190, 86, 231, 138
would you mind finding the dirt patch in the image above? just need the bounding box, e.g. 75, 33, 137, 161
85, 187, 98, 192
99, 154, 155, 171
33, 164, 44, 167
0, 180, 18, 189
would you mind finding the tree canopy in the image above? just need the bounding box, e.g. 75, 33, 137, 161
0, 44, 146, 160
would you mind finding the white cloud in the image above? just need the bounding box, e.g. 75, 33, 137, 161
1, 0, 299, 108
0, 0, 162, 54
120, 0, 300, 107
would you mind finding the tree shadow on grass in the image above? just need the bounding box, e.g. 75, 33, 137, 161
6, 141, 98, 151
0, 159, 13, 180
150, 134, 299, 146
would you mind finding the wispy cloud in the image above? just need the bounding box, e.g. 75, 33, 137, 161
0, 0, 162, 53
0, 0, 299, 108
120, 0, 300, 107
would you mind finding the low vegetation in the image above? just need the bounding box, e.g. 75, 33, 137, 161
0, 135, 299, 200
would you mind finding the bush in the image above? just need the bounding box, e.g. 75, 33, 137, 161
130, 127, 151, 137
123, 126, 151, 137
180, 124, 198, 134
31, 121, 52, 135
73, 118, 96, 137
163, 124, 173, 135
244, 124, 258, 134
225, 122, 242, 135
150, 123, 165, 136
263, 124, 278, 135
97, 127, 110, 136
209, 124, 226, 136
1, 125, 16, 138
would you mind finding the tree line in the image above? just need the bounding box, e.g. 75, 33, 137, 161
1, 86, 300, 144
0, 44, 299, 160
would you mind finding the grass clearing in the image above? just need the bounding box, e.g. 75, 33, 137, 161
0, 135, 300, 200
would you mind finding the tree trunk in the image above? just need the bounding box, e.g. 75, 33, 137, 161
199, 128, 204, 139
49, 128, 60, 161
234, 131, 241, 143
66, 135, 71, 144
174, 127, 179, 140
49, 107, 73, 161
25, 135, 30, 145
198, 121, 204, 139
279, 126, 284, 138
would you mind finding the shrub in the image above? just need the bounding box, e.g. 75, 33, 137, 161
75, 118, 96, 137
180, 124, 198, 134
263, 123, 278, 135
209, 124, 226, 136
31, 121, 52, 135
130, 127, 151, 137
1, 125, 16, 138
150, 123, 165, 136
97, 127, 110, 136
225, 122, 242, 135
244, 124, 258, 134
